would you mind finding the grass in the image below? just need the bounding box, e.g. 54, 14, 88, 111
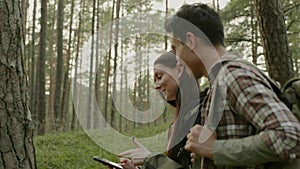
34, 123, 171, 169
34, 131, 119, 169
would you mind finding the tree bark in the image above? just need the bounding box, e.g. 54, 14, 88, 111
0, 0, 36, 168
254, 0, 295, 85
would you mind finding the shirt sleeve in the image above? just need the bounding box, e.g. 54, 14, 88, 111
222, 63, 300, 160
212, 135, 283, 166
144, 153, 184, 169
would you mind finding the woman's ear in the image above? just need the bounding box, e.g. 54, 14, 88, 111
185, 32, 196, 50
176, 62, 184, 78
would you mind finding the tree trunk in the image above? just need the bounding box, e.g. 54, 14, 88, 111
118, 43, 124, 132
61, 0, 75, 130
250, 0, 259, 65
111, 0, 121, 129
164, 0, 168, 51
94, 0, 100, 129
254, 0, 295, 85
29, 0, 37, 122
87, 0, 97, 129
36, 0, 47, 135
71, 0, 83, 131
163, 0, 169, 123
21, 0, 29, 42
146, 46, 150, 126
124, 64, 129, 131
104, 0, 115, 127
47, 3, 57, 132
0, 0, 36, 168
54, 0, 64, 129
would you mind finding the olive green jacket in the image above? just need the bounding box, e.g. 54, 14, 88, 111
143, 135, 300, 169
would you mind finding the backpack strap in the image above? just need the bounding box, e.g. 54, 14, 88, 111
282, 77, 300, 91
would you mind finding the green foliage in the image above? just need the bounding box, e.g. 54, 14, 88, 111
221, 0, 300, 75
221, 0, 254, 48
34, 131, 118, 169
283, 0, 300, 74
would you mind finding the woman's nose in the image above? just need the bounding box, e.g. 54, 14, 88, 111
154, 82, 161, 89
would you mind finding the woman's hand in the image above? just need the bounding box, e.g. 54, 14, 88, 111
118, 137, 151, 166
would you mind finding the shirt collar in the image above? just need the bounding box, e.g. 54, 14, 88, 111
208, 52, 242, 85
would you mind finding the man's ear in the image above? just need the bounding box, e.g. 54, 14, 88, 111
176, 62, 184, 78
185, 32, 197, 50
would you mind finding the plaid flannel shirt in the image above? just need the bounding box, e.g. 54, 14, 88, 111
200, 52, 300, 169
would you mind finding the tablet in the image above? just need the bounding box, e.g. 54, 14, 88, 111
93, 156, 123, 169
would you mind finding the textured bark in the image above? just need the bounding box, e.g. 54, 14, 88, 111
0, 0, 36, 168
254, 0, 295, 85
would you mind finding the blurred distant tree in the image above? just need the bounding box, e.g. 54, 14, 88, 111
36, 0, 47, 134
54, 0, 65, 128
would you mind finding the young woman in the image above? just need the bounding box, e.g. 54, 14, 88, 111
118, 51, 207, 169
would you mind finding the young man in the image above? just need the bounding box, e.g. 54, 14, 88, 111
165, 3, 300, 169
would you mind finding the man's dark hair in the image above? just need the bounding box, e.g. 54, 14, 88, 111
165, 3, 224, 46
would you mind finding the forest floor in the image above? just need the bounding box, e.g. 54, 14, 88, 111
34, 131, 118, 169
34, 122, 170, 169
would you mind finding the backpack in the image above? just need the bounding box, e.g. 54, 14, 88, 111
281, 77, 300, 121
259, 75, 300, 123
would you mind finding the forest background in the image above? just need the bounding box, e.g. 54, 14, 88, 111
0, 0, 299, 168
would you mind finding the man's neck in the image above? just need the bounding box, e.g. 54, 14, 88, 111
201, 45, 227, 77
215, 45, 227, 58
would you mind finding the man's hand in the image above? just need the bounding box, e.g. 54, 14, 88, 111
185, 125, 217, 159
118, 137, 151, 166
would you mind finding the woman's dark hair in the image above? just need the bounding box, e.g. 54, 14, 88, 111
154, 50, 177, 68
165, 3, 224, 46
154, 51, 206, 168
167, 67, 201, 168
154, 51, 178, 107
